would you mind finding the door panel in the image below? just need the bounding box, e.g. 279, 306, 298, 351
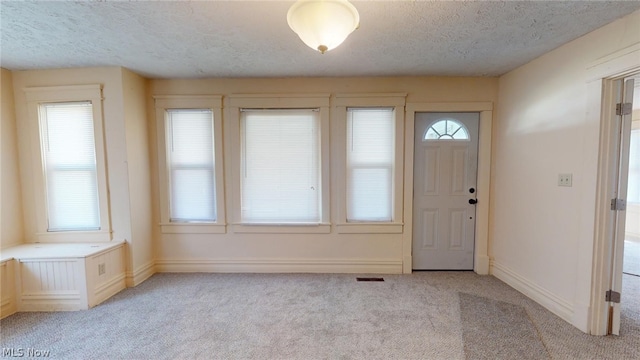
423, 148, 440, 195
610, 76, 636, 335
412, 113, 479, 270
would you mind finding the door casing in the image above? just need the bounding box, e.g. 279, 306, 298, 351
403, 102, 493, 274
586, 44, 640, 335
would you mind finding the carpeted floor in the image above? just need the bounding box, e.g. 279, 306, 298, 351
459, 293, 549, 360
1, 272, 639, 359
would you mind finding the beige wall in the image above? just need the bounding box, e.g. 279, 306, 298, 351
12, 67, 125, 243
1, 68, 24, 249
493, 10, 640, 331
11, 67, 154, 284
149, 77, 498, 272
122, 68, 154, 284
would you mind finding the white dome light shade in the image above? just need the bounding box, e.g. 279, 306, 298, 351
287, 0, 360, 54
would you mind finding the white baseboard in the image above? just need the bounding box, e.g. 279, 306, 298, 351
0, 297, 17, 319
19, 292, 85, 312
155, 258, 403, 274
126, 261, 156, 287
572, 301, 591, 333
491, 260, 573, 324
92, 273, 126, 307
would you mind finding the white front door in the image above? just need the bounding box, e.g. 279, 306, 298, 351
412, 113, 479, 270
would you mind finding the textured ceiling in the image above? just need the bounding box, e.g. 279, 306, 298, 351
1, 1, 639, 78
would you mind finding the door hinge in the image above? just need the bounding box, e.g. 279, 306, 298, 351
611, 198, 627, 211
605, 290, 621, 303
616, 102, 632, 116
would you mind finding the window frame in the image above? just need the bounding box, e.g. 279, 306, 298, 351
154, 95, 226, 234
334, 93, 406, 234
24, 85, 111, 242
228, 94, 331, 234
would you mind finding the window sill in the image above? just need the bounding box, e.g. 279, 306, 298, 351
160, 223, 226, 234
336, 223, 403, 234
232, 223, 331, 234
35, 230, 112, 243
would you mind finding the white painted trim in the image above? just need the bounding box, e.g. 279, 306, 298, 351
333, 93, 407, 106
33, 231, 112, 243
125, 261, 156, 287
231, 224, 331, 234
0, 260, 17, 319
155, 258, 403, 274
23, 85, 111, 242
154, 96, 227, 230
0, 298, 16, 319
335, 223, 403, 234
586, 42, 640, 81
491, 260, 573, 324
92, 273, 126, 307
19, 293, 85, 312
333, 95, 407, 230
586, 44, 640, 336
228, 94, 330, 108
160, 223, 226, 234
403, 102, 493, 274
406, 102, 493, 113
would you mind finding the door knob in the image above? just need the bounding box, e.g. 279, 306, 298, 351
468, 199, 478, 205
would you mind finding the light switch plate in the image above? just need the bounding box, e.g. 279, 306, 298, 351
558, 173, 572, 187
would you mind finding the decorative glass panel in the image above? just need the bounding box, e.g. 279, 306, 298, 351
424, 119, 469, 140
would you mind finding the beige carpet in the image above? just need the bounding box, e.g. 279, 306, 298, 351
459, 293, 550, 359
1, 272, 639, 359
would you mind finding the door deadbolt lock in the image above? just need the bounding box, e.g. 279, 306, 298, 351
469, 188, 475, 193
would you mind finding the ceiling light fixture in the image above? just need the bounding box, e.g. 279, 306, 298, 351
287, 0, 360, 54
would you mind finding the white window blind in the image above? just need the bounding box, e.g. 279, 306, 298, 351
166, 109, 216, 222
40, 102, 100, 231
346, 108, 394, 222
628, 129, 640, 203
241, 109, 320, 223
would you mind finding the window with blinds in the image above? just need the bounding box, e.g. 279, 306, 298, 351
39, 102, 100, 231
346, 108, 394, 222
241, 109, 321, 223
165, 109, 216, 222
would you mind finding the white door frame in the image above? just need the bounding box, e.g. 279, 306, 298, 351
403, 102, 493, 274
585, 43, 640, 335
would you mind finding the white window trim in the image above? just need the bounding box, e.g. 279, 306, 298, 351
333, 93, 406, 234
154, 95, 226, 234
227, 94, 331, 234
24, 85, 111, 242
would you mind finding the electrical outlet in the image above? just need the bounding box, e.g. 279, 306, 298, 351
98, 263, 106, 276
558, 173, 572, 187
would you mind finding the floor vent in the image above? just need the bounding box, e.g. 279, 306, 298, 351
356, 277, 384, 282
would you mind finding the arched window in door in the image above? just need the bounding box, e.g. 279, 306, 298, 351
424, 119, 469, 140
